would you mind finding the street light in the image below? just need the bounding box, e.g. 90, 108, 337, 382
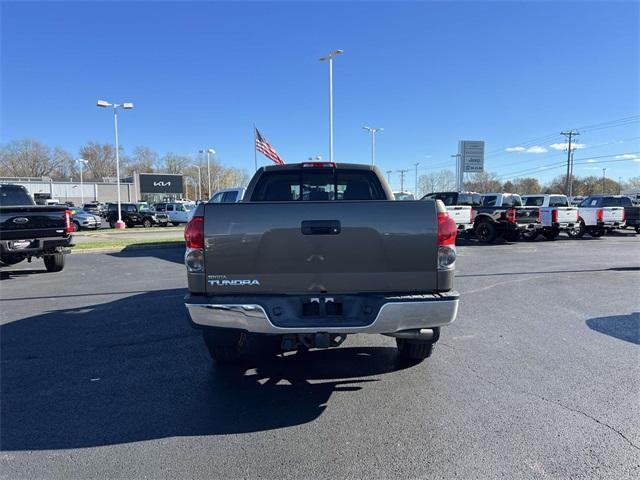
199, 148, 216, 198
97, 99, 134, 229
76, 158, 89, 206
602, 168, 607, 194
451, 154, 462, 191
414, 162, 420, 196
193, 165, 202, 201
362, 126, 383, 165
320, 49, 343, 162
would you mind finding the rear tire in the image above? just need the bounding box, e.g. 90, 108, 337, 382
203, 328, 247, 364
589, 228, 604, 238
475, 221, 496, 243
43, 252, 65, 272
522, 230, 539, 241
396, 338, 435, 362
635, 227, 640, 234
567, 220, 586, 238
109, 219, 116, 229
142, 218, 152, 228
72, 221, 80, 232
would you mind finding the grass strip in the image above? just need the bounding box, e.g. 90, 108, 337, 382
72, 237, 184, 251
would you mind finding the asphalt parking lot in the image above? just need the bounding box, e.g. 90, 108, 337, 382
1, 234, 638, 479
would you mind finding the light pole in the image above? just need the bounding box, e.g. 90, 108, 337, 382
97, 99, 134, 229
386, 170, 392, 185
602, 168, 607, 194
320, 49, 343, 162
414, 162, 420, 196
77, 158, 88, 206
206, 148, 215, 198
194, 165, 202, 201
451, 154, 462, 191
362, 126, 383, 165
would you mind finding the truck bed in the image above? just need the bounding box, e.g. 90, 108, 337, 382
201, 201, 440, 295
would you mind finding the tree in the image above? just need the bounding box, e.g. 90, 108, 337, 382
464, 171, 502, 193
50, 147, 77, 179
512, 177, 541, 194
624, 176, 640, 190
79, 142, 119, 180
0, 139, 62, 177
125, 146, 158, 175
502, 181, 515, 193
161, 153, 191, 174
417, 170, 456, 196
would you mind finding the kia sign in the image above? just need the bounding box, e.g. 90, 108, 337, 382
138, 174, 183, 194
458, 140, 485, 173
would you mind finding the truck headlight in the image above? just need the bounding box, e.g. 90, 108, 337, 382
185, 248, 204, 272
438, 246, 456, 270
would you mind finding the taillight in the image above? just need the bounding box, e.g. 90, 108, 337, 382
621, 209, 626, 221
184, 216, 204, 249
470, 209, 475, 222
64, 210, 73, 233
506, 208, 517, 223
537, 209, 542, 223
551, 210, 558, 223
437, 211, 457, 246
596, 209, 604, 222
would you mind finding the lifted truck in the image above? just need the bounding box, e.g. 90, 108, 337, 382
473, 193, 540, 243
574, 195, 627, 238
184, 162, 459, 364
0, 184, 73, 271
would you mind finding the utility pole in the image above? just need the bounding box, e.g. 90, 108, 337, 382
397, 169, 408, 192
561, 130, 579, 194
618, 177, 623, 194
451, 154, 461, 191
602, 168, 606, 194
568, 150, 575, 197
386, 170, 392, 185
414, 162, 420, 196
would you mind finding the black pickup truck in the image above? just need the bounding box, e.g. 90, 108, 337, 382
0, 184, 73, 271
473, 193, 541, 242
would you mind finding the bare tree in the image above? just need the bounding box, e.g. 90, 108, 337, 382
161, 153, 191, 174
0, 139, 62, 177
464, 171, 502, 193
512, 177, 542, 194
125, 146, 158, 175
51, 147, 77, 179
79, 142, 119, 180
417, 170, 456, 196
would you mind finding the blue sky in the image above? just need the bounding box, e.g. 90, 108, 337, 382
2, 0, 638, 189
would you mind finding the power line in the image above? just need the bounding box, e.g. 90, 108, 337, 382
560, 130, 579, 195
397, 169, 408, 192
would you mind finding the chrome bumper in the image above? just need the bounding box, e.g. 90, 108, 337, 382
185, 293, 459, 334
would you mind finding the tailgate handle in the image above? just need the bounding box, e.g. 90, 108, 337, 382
301, 220, 341, 235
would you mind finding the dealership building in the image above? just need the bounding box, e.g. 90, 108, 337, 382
0, 173, 185, 205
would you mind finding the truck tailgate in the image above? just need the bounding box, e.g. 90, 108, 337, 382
515, 207, 540, 224
202, 201, 438, 295
540, 207, 578, 226
446, 206, 472, 225
0, 206, 68, 241
602, 207, 624, 222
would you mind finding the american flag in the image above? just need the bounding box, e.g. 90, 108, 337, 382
255, 128, 284, 165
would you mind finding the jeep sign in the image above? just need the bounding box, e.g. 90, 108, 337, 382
458, 140, 485, 173
138, 174, 183, 194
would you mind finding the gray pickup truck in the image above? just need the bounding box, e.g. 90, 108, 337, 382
184, 162, 459, 364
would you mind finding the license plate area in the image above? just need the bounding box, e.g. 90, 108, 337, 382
270, 295, 380, 328
9, 240, 33, 250
302, 298, 344, 317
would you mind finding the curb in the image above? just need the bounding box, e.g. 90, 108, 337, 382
71, 243, 184, 254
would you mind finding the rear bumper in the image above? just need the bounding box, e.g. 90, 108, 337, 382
596, 221, 623, 228
457, 223, 474, 232
0, 235, 72, 255
185, 291, 459, 334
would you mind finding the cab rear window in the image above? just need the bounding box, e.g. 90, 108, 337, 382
250, 169, 386, 201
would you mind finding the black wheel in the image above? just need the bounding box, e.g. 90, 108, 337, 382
542, 228, 560, 240
503, 230, 521, 242
567, 220, 586, 238
43, 252, 65, 272
635, 227, 640, 234
72, 221, 80, 232
202, 328, 247, 364
142, 218, 152, 228
475, 222, 497, 243
521, 230, 539, 241
396, 338, 435, 362
109, 219, 116, 229
171, 222, 179, 227
589, 228, 605, 238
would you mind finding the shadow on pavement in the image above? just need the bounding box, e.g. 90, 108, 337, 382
107, 244, 184, 264
0, 288, 410, 451
0, 268, 47, 281
457, 266, 640, 278
586, 313, 640, 345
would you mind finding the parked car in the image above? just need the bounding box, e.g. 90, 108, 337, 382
208, 188, 246, 203
184, 162, 459, 365
0, 184, 72, 272
521, 194, 579, 240
393, 191, 416, 201
106, 202, 169, 228
574, 195, 626, 237
153, 202, 196, 225
620, 197, 640, 233
83, 202, 106, 217
421, 191, 480, 235
70, 209, 102, 231
473, 193, 541, 242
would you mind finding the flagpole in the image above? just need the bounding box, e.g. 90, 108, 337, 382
253, 124, 258, 172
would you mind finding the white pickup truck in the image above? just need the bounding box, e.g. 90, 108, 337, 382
522, 194, 579, 240
574, 195, 626, 237
421, 191, 478, 234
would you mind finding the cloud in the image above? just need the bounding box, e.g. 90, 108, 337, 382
526, 146, 548, 154
586, 159, 596, 163
505, 145, 547, 153
615, 153, 639, 160
549, 142, 586, 151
